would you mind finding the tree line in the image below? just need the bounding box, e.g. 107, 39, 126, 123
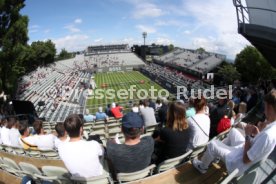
217, 46, 276, 85
0, 0, 73, 96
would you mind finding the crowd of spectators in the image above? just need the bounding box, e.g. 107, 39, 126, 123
155, 48, 225, 74
0, 73, 275, 183
143, 63, 196, 87
87, 54, 125, 68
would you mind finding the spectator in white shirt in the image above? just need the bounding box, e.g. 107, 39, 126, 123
155, 99, 162, 111
132, 103, 139, 113
139, 100, 145, 110
0, 118, 2, 144
9, 118, 21, 147
58, 114, 104, 178
54, 122, 69, 149
18, 121, 38, 150
1, 117, 12, 145
187, 96, 210, 149
193, 90, 276, 176
31, 120, 55, 150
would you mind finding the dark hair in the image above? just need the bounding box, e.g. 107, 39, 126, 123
167, 102, 188, 131
7, 116, 17, 129
78, 114, 85, 123
271, 79, 276, 89
122, 126, 142, 139
144, 99, 150, 107
188, 97, 195, 107
64, 114, 83, 138
1, 118, 7, 126
139, 100, 144, 106
14, 121, 20, 129
55, 122, 66, 138
264, 89, 276, 112
33, 120, 43, 134
18, 121, 29, 135
194, 96, 207, 112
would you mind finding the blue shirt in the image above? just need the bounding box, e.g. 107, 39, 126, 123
95, 112, 107, 120
186, 107, 196, 118
84, 115, 95, 122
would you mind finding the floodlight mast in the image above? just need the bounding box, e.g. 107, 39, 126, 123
142, 32, 147, 46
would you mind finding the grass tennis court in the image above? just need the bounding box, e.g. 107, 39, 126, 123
86, 71, 169, 113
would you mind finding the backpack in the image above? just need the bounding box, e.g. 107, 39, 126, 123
217, 115, 231, 134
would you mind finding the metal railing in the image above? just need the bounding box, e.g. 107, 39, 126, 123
233, 0, 250, 32
233, 0, 276, 32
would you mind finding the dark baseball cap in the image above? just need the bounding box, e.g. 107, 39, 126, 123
122, 112, 144, 128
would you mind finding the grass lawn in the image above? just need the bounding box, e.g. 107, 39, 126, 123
86, 71, 169, 113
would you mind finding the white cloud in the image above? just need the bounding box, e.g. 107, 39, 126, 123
122, 37, 134, 43
184, 30, 191, 34
29, 25, 40, 33
132, 2, 164, 19
53, 34, 90, 52
74, 18, 82, 24
191, 33, 248, 59
165, 3, 188, 16
29, 29, 38, 33
192, 37, 219, 51
107, 37, 142, 45
94, 38, 103, 43
154, 37, 174, 45
182, 0, 250, 58
30, 25, 40, 29
136, 25, 156, 34
64, 25, 81, 33
155, 20, 182, 27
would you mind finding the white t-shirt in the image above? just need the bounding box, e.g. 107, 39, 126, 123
0, 127, 2, 144
24, 134, 55, 150
187, 113, 210, 149
155, 103, 162, 110
22, 135, 36, 146
226, 121, 276, 176
58, 140, 103, 178
9, 128, 21, 148
54, 136, 69, 149
1, 127, 11, 145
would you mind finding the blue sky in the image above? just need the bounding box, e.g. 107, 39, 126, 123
21, 0, 250, 59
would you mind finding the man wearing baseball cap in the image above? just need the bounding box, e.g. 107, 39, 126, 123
107, 112, 154, 175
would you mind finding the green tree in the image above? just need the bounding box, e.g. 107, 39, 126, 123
217, 63, 241, 84
169, 44, 174, 51
196, 47, 206, 53
235, 46, 276, 84
0, 0, 28, 93
58, 48, 72, 60
31, 40, 56, 66
158, 48, 163, 55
